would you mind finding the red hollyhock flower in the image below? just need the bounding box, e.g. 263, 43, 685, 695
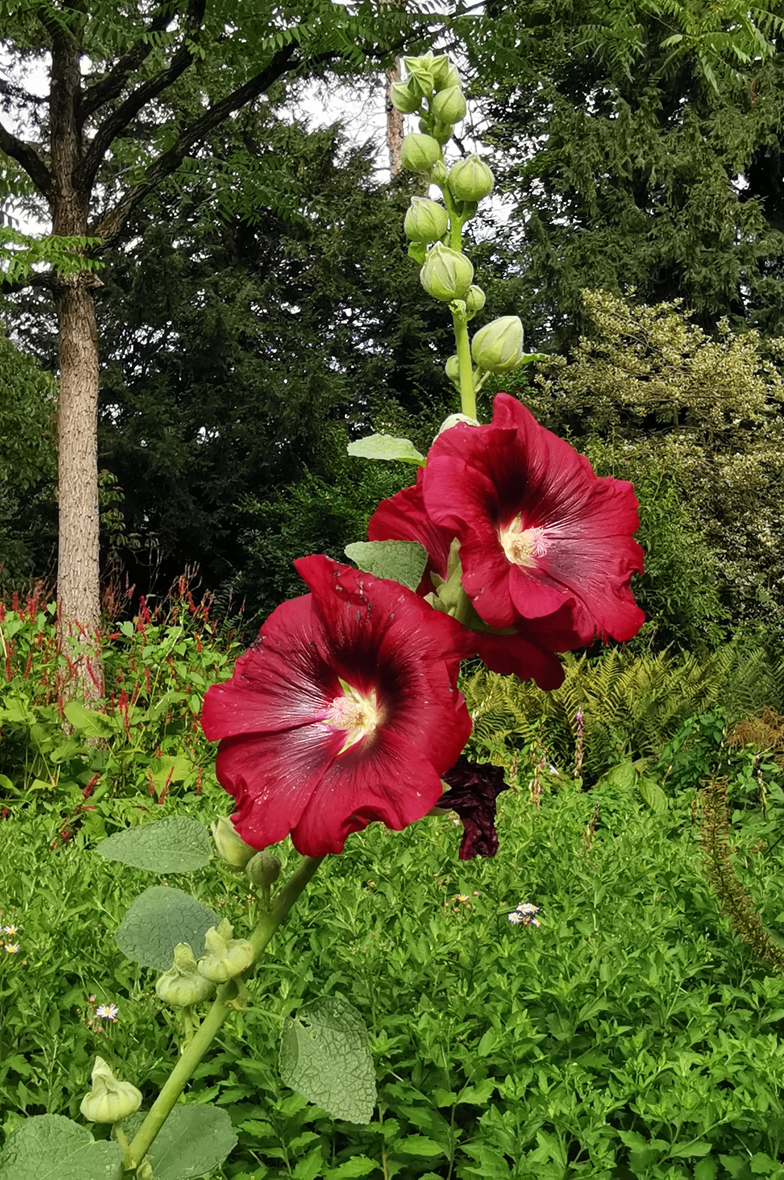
422, 394, 645, 642
369, 471, 566, 690
439, 757, 509, 859
200, 555, 475, 857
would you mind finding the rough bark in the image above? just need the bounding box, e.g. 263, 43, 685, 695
386, 58, 404, 176
51, 21, 103, 697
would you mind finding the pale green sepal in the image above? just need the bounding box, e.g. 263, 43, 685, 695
279, 996, 376, 1124
198, 919, 254, 983
437, 412, 480, 434
210, 815, 255, 870
347, 434, 425, 465
0, 1115, 123, 1180
345, 541, 428, 593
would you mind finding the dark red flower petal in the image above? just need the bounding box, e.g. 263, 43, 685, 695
422, 395, 645, 643
440, 757, 509, 859
201, 556, 475, 856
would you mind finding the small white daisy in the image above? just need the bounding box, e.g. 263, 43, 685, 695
95, 1004, 119, 1021
517, 903, 540, 916
508, 912, 524, 924
3, 925, 18, 935
456, 894, 470, 904
5, 943, 20, 954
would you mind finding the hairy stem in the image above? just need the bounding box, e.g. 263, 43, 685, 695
452, 308, 476, 419
124, 854, 324, 1171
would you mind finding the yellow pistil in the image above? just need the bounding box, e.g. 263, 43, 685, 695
325, 681, 383, 754
498, 516, 548, 568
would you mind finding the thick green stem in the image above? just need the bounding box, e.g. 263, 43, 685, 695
124, 855, 324, 1172
452, 309, 476, 419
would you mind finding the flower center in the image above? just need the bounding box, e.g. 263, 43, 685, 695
325, 680, 383, 754
498, 515, 549, 568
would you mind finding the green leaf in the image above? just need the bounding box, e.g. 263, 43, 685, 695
119, 1106, 236, 1180
694, 1159, 718, 1180
394, 1136, 445, 1158
96, 817, 212, 874
638, 776, 668, 813
279, 996, 376, 1123
63, 701, 114, 738
149, 754, 193, 790
602, 762, 636, 791
347, 434, 425, 465
115, 886, 220, 971
324, 1158, 378, 1179
0, 1115, 123, 1180
669, 1140, 712, 1158
344, 541, 428, 593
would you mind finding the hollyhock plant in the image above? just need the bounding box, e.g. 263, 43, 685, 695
200, 554, 476, 857
369, 469, 566, 689
422, 393, 645, 644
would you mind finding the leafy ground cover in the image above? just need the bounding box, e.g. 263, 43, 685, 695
2, 602, 784, 1179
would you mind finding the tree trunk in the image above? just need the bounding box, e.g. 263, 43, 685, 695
51, 25, 103, 697
386, 58, 404, 176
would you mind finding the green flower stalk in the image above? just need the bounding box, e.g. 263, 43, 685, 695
156, 943, 216, 1008
80, 1057, 142, 1125
197, 919, 254, 983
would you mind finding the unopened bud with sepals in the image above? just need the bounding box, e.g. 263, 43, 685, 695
448, 154, 494, 202
156, 943, 216, 1008
434, 63, 461, 92
400, 134, 441, 174
431, 87, 466, 125
246, 850, 282, 889
465, 285, 486, 313
471, 316, 525, 373
420, 243, 474, 302
198, 919, 254, 983
80, 1057, 142, 1125
390, 81, 420, 114
445, 354, 460, 386
211, 815, 255, 870
404, 196, 449, 243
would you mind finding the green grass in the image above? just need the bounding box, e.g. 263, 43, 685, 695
1, 771, 784, 1180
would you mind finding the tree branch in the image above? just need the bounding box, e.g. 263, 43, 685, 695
76, 0, 206, 195
79, 3, 179, 123
90, 42, 303, 249
0, 270, 56, 295
0, 119, 52, 201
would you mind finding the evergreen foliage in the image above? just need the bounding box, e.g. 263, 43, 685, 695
466, 0, 784, 347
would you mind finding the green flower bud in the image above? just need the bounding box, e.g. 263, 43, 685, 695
390, 81, 420, 114
156, 943, 216, 1008
418, 117, 431, 135
448, 154, 494, 202
404, 196, 449, 243
400, 134, 441, 173
211, 816, 255, 870
198, 919, 254, 983
431, 86, 466, 125
471, 316, 525, 373
431, 159, 449, 187
420, 243, 474, 302
431, 121, 453, 146
430, 55, 454, 89
445, 354, 460, 385
434, 63, 461, 92
246, 850, 282, 889
465, 285, 486, 313
407, 67, 434, 99
438, 412, 480, 435
80, 1057, 142, 1125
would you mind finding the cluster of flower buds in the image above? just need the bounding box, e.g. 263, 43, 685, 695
394, 53, 539, 398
